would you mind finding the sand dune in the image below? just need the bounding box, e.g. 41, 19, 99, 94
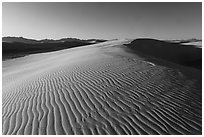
2, 39, 202, 135
125, 38, 202, 69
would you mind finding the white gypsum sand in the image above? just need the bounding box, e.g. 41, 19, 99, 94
2, 39, 202, 135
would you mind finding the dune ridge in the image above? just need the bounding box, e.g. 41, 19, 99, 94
2, 40, 202, 135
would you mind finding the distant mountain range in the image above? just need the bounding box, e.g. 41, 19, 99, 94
2, 36, 106, 44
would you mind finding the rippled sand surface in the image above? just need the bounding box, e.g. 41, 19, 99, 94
2, 40, 202, 135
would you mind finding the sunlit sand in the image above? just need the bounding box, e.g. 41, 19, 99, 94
2, 40, 202, 135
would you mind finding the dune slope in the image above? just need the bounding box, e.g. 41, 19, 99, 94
125, 39, 202, 69
2, 40, 202, 135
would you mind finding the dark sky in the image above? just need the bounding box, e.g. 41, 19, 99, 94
2, 2, 202, 40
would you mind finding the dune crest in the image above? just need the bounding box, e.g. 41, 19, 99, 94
2, 40, 202, 135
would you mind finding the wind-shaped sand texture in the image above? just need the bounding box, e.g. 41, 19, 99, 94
2, 40, 202, 135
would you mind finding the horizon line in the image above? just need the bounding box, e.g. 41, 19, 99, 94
2, 36, 202, 41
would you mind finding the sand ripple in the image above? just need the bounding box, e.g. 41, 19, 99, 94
2, 41, 202, 135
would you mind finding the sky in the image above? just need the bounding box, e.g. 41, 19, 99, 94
2, 2, 202, 40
